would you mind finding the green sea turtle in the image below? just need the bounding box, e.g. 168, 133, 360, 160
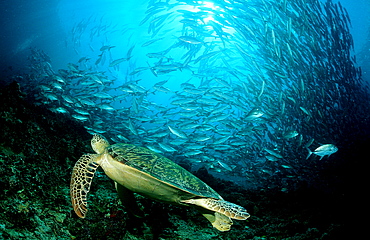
70, 134, 250, 231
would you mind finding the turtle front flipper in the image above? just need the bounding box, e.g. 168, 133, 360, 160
182, 198, 250, 220
70, 154, 100, 218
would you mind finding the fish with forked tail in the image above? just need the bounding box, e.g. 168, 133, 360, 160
306, 144, 338, 160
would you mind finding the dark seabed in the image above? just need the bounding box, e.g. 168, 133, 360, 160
1, 0, 369, 239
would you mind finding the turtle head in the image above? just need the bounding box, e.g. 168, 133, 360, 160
91, 134, 110, 154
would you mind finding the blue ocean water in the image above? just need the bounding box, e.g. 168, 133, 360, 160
1, 0, 369, 80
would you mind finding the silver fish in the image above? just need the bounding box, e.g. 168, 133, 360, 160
306, 144, 338, 160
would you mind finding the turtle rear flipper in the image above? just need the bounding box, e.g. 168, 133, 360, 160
70, 154, 100, 218
115, 182, 144, 218
182, 198, 250, 220
201, 211, 233, 231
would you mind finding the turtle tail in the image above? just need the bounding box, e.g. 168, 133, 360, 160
70, 154, 100, 218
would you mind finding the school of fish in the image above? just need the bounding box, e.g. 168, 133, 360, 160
22, 0, 369, 190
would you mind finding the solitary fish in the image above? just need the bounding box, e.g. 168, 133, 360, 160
306, 144, 338, 160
